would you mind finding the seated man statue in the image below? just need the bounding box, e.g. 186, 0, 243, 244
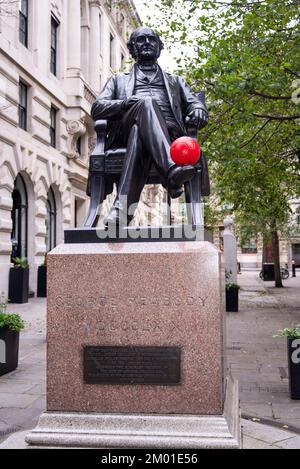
91, 27, 208, 225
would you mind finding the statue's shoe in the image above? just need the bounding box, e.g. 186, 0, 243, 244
167, 165, 196, 190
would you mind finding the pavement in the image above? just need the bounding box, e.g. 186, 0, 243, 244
227, 270, 300, 431
0, 270, 299, 449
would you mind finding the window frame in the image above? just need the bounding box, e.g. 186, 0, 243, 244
11, 174, 28, 261
241, 237, 258, 254
46, 187, 57, 252
19, 81, 28, 131
50, 106, 57, 148
50, 15, 59, 76
19, 0, 29, 48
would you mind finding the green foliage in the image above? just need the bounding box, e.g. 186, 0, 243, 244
0, 313, 25, 332
274, 325, 300, 338
226, 283, 240, 291
0, 293, 25, 332
12, 257, 29, 269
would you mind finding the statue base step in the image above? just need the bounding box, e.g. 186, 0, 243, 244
26, 376, 240, 449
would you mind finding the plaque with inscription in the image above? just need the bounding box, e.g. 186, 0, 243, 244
84, 346, 181, 385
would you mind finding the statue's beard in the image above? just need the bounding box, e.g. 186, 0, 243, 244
136, 52, 159, 64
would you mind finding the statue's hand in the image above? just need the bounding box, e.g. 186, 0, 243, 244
122, 96, 140, 111
185, 109, 208, 129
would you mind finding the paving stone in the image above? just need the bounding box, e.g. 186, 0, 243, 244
242, 435, 279, 449
274, 437, 300, 449
227, 271, 300, 430
0, 383, 37, 394
0, 393, 41, 409
242, 419, 296, 445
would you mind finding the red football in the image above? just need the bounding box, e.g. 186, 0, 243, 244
170, 137, 201, 166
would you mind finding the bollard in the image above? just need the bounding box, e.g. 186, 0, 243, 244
292, 261, 296, 278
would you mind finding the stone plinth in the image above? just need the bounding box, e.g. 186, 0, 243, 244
26, 240, 240, 448
46, 241, 223, 415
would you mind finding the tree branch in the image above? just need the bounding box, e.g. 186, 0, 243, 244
240, 119, 271, 149
284, 67, 300, 79
252, 112, 300, 121
251, 91, 291, 100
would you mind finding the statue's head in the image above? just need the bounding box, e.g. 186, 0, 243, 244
127, 27, 164, 62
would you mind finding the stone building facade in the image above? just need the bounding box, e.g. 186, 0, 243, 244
0, 0, 144, 297
210, 207, 300, 270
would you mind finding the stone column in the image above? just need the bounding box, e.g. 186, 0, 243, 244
89, 1, 101, 93
223, 216, 237, 284
67, 0, 81, 74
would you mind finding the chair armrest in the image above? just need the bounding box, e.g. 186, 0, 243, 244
91, 120, 108, 156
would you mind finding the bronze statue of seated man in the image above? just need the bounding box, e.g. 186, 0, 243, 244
91, 27, 208, 225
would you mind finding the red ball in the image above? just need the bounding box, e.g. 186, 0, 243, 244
170, 137, 201, 166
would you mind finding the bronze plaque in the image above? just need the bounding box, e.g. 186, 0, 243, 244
84, 346, 181, 385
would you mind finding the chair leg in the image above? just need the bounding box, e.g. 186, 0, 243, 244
84, 175, 106, 228
184, 174, 202, 226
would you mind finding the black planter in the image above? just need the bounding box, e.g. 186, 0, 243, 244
288, 337, 300, 400
262, 263, 275, 281
226, 288, 239, 312
37, 265, 47, 298
0, 328, 20, 376
8, 267, 29, 304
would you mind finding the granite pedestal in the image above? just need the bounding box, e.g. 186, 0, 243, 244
26, 240, 240, 448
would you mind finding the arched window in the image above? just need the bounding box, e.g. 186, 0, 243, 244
46, 187, 57, 252
11, 174, 28, 260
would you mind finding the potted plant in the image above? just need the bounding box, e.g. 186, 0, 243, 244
225, 283, 240, 312
225, 270, 240, 312
8, 257, 29, 304
37, 255, 47, 298
0, 293, 25, 376
274, 325, 300, 400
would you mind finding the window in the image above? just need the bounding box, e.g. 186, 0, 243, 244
110, 34, 115, 69
46, 187, 57, 252
50, 106, 57, 148
19, 0, 28, 47
19, 81, 28, 131
11, 174, 28, 260
50, 16, 59, 76
241, 237, 258, 254
76, 136, 81, 156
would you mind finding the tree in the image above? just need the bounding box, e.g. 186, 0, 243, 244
149, 0, 300, 287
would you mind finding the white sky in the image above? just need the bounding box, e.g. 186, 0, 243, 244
132, 0, 179, 72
